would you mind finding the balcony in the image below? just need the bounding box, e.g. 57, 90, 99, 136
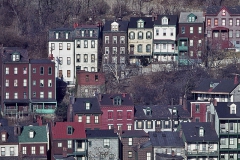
220, 129, 239, 135
178, 45, 188, 51
72, 150, 86, 156
185, 150, 218, 156
35, 109, 55, 114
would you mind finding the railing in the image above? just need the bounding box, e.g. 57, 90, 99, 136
185, 150, 218, 156
178, 46, 188, 51
220, 129, 239, 134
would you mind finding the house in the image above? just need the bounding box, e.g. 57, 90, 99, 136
0, 125, 19, 158
0, 47, 57, 117
133, 140, 153, 160
51, 122, 87, 160
153, 15, 178, 63
75, 70, 105, 98
178, 12, 205, 65
209, 102, 240, 159
97, 93, 134, 131
128, 17, 154, 65
102, 20, 129, 75
48, 28, 75, 86
191, 77, 240, 122
74, 24, 101, 73
72, 97, 102, 130
149, 131, 185, 160
120, 130, 149, 160
179, 122, 218, 160
205, 6, 240, 51
18, 125, 49, 160
134, 105, 191, 133
86, 129, 119, 160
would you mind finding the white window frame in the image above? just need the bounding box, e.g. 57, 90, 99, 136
14, 67, 18, 74
6, 67, 9, 74
48, 79, 52, 87
86, 116, 90, 123
190, 27, 193, 33
190, 40, 193, 46
68, 140, 72, 148
22, 147, 26, 154
58, 143, 62, 147
128, 138, 133, 145
14, 92, 18, 99
5, 92, 9, 99
31, 146, 36, 154
40, 146, 44, 154
40, 92, 44, 98
5, 79, 9, 87
23, 79, 27, 87
48, 92, 52, 99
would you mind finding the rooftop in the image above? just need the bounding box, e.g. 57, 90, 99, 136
73, 97, 102, 114
86, 129, 118, 138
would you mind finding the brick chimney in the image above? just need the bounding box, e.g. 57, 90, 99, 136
14, 125, 18, 136
182, 94, 187, 110
37, 116, 42, 126
179, 96, 183, 105
98, 93, 102, 101
234, 75, 238, 84
122, 93, 126, 98
179, 129, 183, 138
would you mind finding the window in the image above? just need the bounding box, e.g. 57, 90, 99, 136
105, 47, 109, 54
214, 19, 218, 26
84, 54, 88, 62
85, 75, 89, 82
120, 47, 125, 54
146, 44, 151, 52
51, 43, 55, 50
40, 67, 44, 75
5, 67, 9, 74
156, 121, 161, 127
230, 105, 236, 114
156, 29, 159, 35
198, 40, 202, 46
163, 44, 166, 49
137, 44, 142, 52
108, 111, 113, 119
190, 27, 193, 33
230, 137, 234, 145
129, 32, 135, 39
137, 121, 143, 129
199, 127, 204, 137
190, 40, 193, 46
181, 27, 185, 34
1, 134, 6, 142
14, 92, 18, 99
127, 111, 132, 119
146, 31, 152, 39
170, 28, 174, 36
84, 40, 88, 48
91, 40, 95, 48
220, 138, 225, 145
29, 131, 34, 139
67, 70, 71, 77
222, 19, 226, 26
14, 67, 18, 74
196, 104, 200, 112
207, 19, 211, 26
66, 32, 69, 39
91, 54, 95, 62
127, 125, 132, 130
33, 92, 36, 97
40, 146, 44, 154
1, 147, 5, 156
86, 116, 90, 123
68, 140, 72, 148
114, 97, 121, 105
128, 138, 133, 145
22, 147, 26, 154
137, 21, 144, 28
236, 30, 240, 38
237, 19, 240, 26
33, 68, 36, 73
147, 152, 151, 160
23, 92, 27, 99
163, 29, 166, 36
81, 30, 84, 37
23, 67, 27, 74
5, 79, 9, 87
48, 92, 52, 98
146, 121, 152, 129
40, 92, 44, 98
198, 27, 202, 33
5, 93, 9, 100
113, 36, 117, 44
222, 9, 226, 16
128, 151, 133, 158
164, 121, 170, 128
95, 116, 99, 123
138, 32, 143, 39
10, 147, 14, 156
117, 111, 122, 119
113, 47, 117, 54
162, 18, 168, 24
229, 30, 233, 37
33, 80, 36, 86
190, 51, 193, 57
229, 19, 233, 26
31, 146, 35, 154
67, 57, 71, 65
76, 54, 80, 62
104, 139, 110, 148
67, 43, 71, 50
40, 79, 44, 87
198, 51, 202, 57
77, 40, 81, 48
59, 43, 63, 50
23, 79, 27, 87
78, 115, 82, 122
214, 32, 218, 37
85, 68, 88, 72
48, 79, 52, 87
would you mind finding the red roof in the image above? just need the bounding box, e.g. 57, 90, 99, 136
52, 122, 86, 140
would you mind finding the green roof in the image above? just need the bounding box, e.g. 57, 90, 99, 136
19, 125, 48, 143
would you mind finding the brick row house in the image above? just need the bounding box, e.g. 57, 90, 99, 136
0, 47, 57, 116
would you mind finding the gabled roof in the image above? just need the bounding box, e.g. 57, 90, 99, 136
1, 47, 29, 63
149, 131, 184, 147
73, 97, 102, 114
121, 130, 149, 138
206, 6, 240, 15
180, 122, 218, 142
179, 12, 204, 23
52, 122, 86, 140
0, 126, 18, 143
191, 78, 239, 94
19, 125, 48, 143
154, 15, 178, 25
128, 17, 154, 28
86, 129, 118, 138
103, 20, 129, 32
98, 93, 134, 106
214, 102, 240, 119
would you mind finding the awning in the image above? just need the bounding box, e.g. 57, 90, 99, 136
212, 27, 229, 31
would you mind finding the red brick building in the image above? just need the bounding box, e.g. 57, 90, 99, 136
97, 93, 134, 131
190, 101, 209, 122
76, 70, 105, 98
72, 97, 102, 130
51, 122, 87, 160
0, 47, 57, 116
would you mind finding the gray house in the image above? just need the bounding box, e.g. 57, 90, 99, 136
86, 130, 119, 160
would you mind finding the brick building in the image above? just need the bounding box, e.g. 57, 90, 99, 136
76, 70, 105, 98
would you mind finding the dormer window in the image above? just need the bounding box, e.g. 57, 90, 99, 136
146, 107, 152, 116
12, 52, 20, 62
1, 133, 6, 142
66, 32, 69, 39
172, 108, 177, 115
29, 130, 34, 138
56, 32, 59, 39
114, 96, 121, 105
111, 22, 119, 31
86, 102, 90, 110
137, 19, 144, 28
162, 17, 168, 25
67, 126, 73, 135
230, 104, 236, 114
199, 127, 204, 137
187, 14, 196, 22
222, 9, 226, 16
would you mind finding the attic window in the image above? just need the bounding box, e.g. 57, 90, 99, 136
230, 104, 236, 114
188, 15, 195, 22
137, 20, 144, 28
56, 32, 59, 39
146, 107, 152, 116
222, 9, 226, 16
172, 108, 177, 115
12, 53, 20, 62
111, 22, 119, 31
86, 102, 90, 110
1, 133, 6, 142
199, 127, 204, 137
114, 96, 121, 105
162, 17, 168, 25
29, 130, 34, 138
67, 126, 73, 135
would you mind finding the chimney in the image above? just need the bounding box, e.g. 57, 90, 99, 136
62, 147, 67, 157
183, 94, 187, 110
98, 93, 102, 101
179, 129, 183, 138
234, 75, 238, 84
213, 99, 217, 106
138, 142, 140, 149
37, 116, 42, 126
179, 96, 183, 105
14, 125, 18, 136
122, 93, 126, 98
152, 13, 155, 21
17, 126, 21, 135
